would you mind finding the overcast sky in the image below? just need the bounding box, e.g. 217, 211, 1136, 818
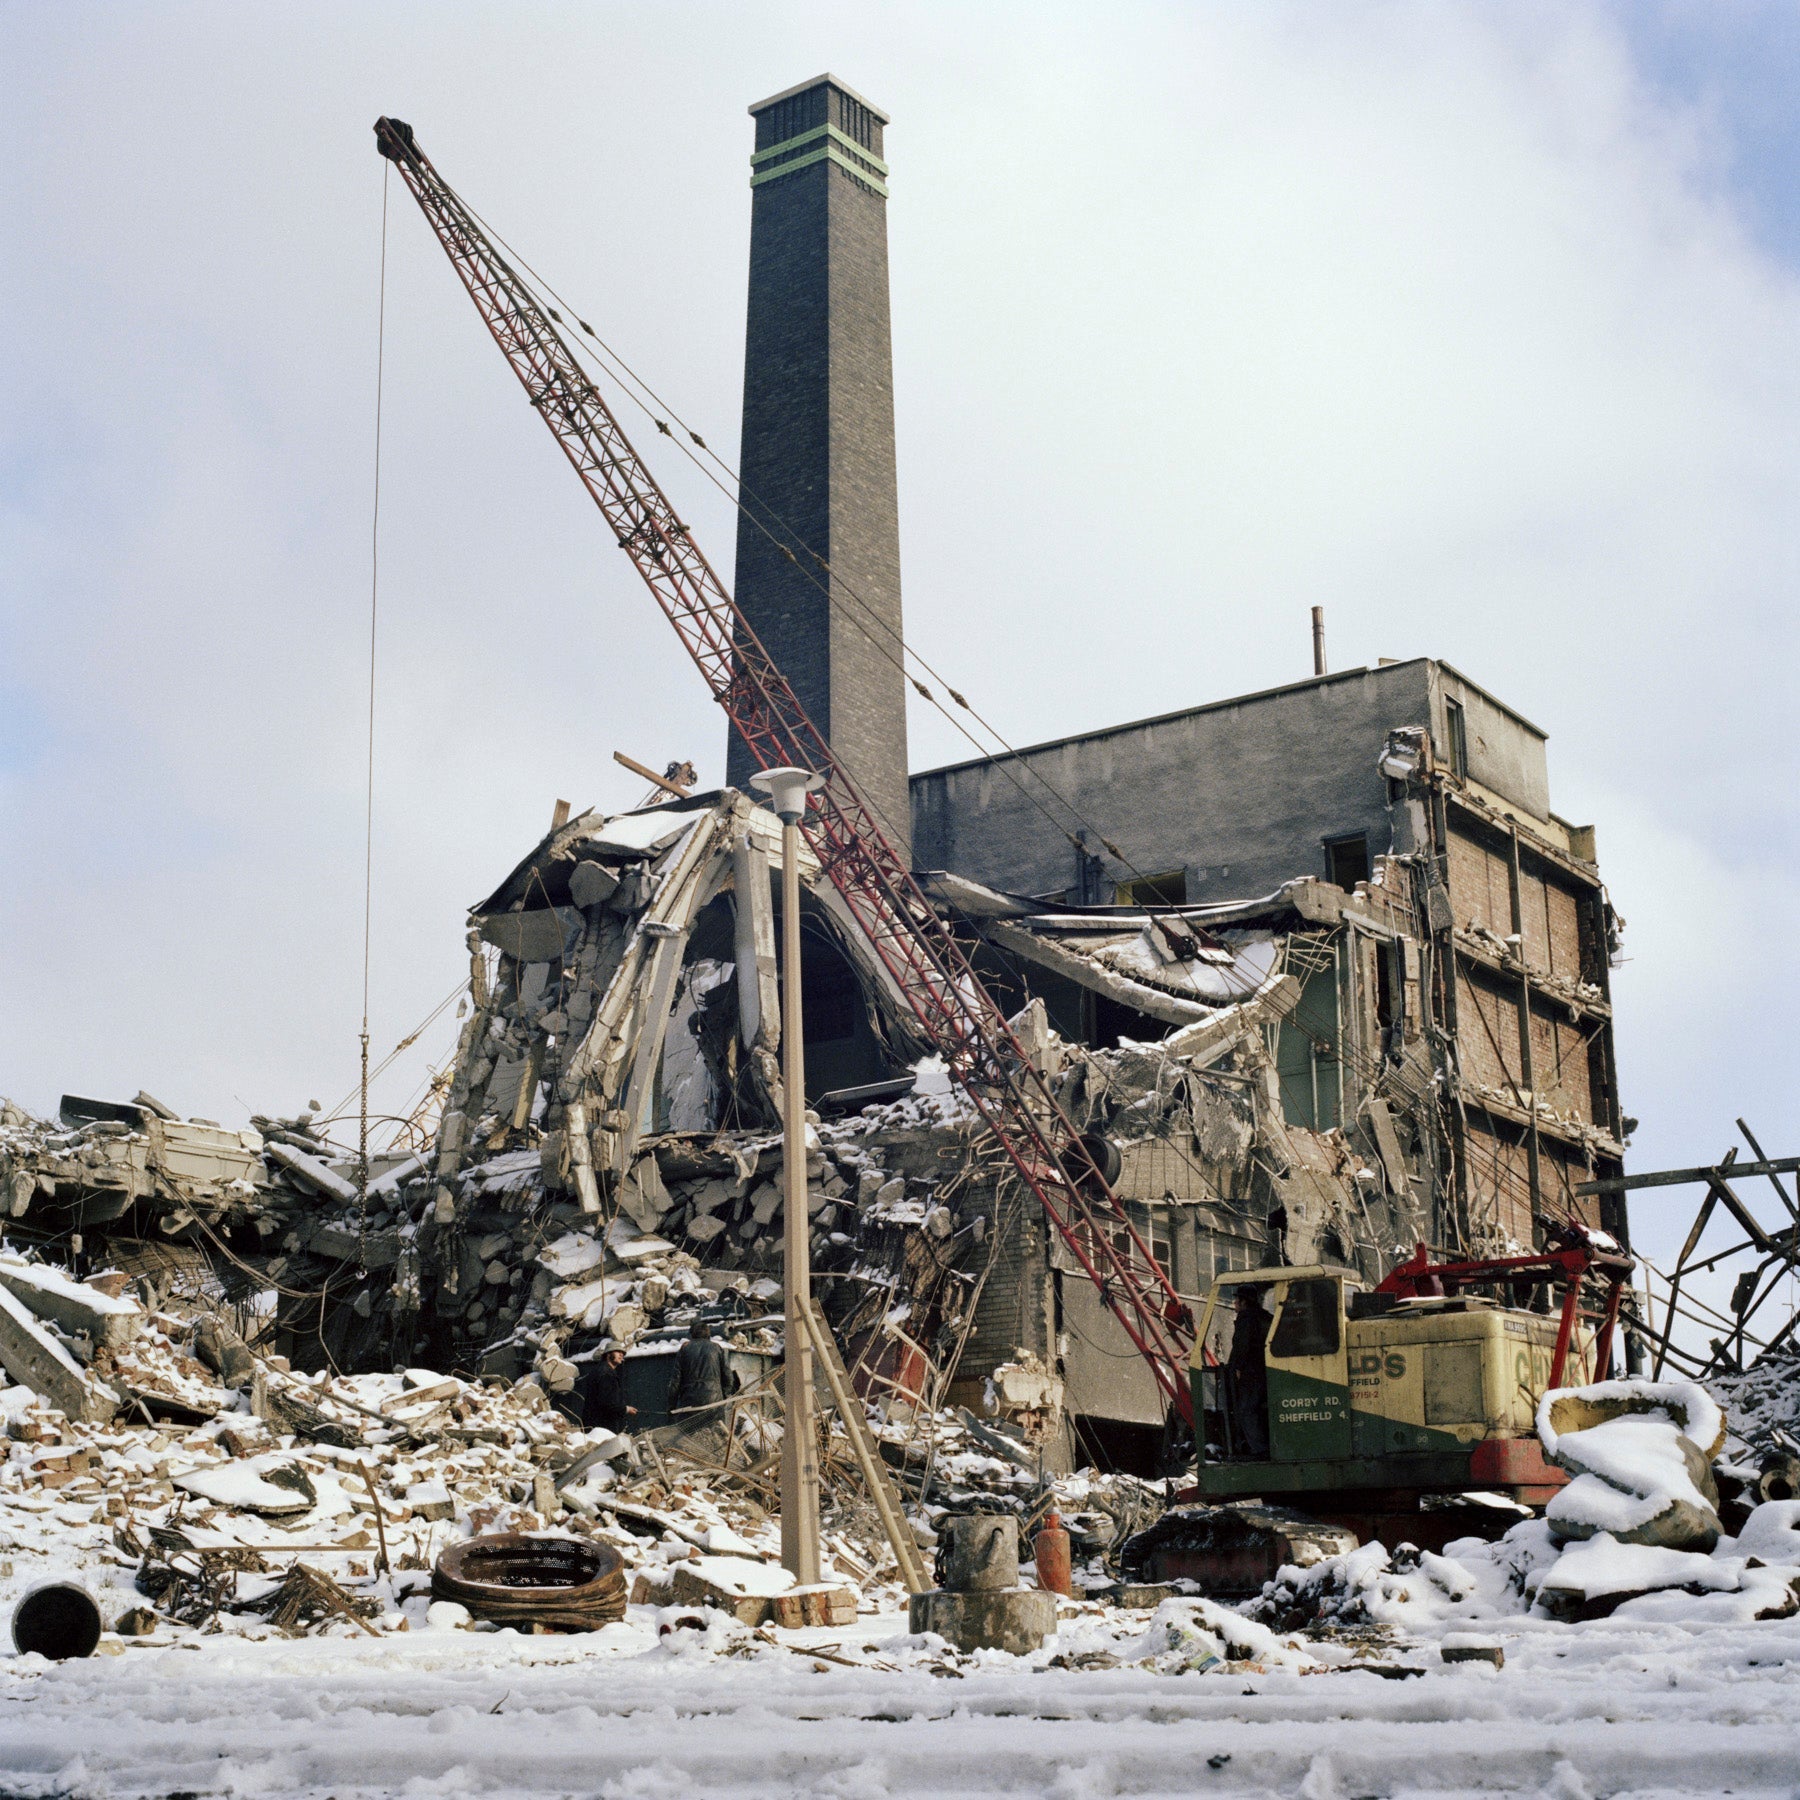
3, 2, 1796, 1318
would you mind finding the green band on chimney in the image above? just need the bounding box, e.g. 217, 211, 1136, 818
750, 123, 888, 195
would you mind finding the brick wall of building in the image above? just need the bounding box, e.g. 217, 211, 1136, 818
956, 1177, 1052, 1376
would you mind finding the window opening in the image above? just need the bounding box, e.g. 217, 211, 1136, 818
1445, 697, 1469, 779
1077, 1212, 1172, 1281
1115, 868, 1187, 907
1374, 938, 1398, 1034
799, 941, 859, 1044
1323, 834, 1370, 893
1269, 1277, 1341, 1357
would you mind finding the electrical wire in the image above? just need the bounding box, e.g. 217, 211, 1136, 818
186, 1208, 348, 1307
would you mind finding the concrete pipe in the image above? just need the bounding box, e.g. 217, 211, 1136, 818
11, 1580, 104, 1660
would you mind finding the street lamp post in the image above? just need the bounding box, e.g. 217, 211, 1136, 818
751, 765, 825, 1585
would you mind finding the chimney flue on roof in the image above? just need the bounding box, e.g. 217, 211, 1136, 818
1311, 606, 1327, 677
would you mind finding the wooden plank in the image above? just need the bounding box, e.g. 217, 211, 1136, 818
1674, 1189, 1721, 1271
1737, 1119, 1800, 1225
1704, 1167, 1776, 1257
613, 751, 692, 799
800, 1302, 931, 1595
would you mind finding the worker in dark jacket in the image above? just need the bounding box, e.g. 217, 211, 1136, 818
670, 1317, 732, 1420
1227, 1286, 1272, 1458
579, 1346, 636, 1435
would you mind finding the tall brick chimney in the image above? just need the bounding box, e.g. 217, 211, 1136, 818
727, 74, 909, 861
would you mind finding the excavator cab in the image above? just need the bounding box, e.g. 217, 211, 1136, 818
1186, 1249, 1618, 1508
1190, 1266, 1360, 1465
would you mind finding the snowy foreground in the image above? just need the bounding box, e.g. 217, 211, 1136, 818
0, 1344, 1795, 1797
3, 1595, 1798, 1800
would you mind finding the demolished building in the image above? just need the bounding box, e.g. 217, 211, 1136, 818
495, 666, 1639, 1468
913, 658, 1630, 1253
0, 77, 1638, 1475
0, 692, 1634, 1475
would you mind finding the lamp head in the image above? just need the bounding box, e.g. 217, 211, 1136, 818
750, 765, 824, 824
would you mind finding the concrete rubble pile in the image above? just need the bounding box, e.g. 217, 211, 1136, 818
420, 1097, 986, 1393
15, 787, 1768, 1669
0, 1091, 425, 1376
400, 792, 1447, 1408
0, 1242, 1173, 1652
943, 865, 1451, 1276
7, 1256, 1793, 1670
23, 795, 957, 1397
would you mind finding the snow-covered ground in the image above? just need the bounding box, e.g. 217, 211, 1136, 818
3, 1593, 1798, 1799
0, 1313, 1794, 1796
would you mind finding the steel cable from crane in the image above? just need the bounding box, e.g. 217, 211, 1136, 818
451, 213, 1318, 1054
321, 978, 469, 1141
450, 200, 1267, 1029
571, 331, 1141, 879
373, 119, 1205, 1415
449, 186, 1172, 894
355, 160, 391, 1273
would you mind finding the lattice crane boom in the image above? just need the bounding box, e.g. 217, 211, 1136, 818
374, 116, 1197, 1422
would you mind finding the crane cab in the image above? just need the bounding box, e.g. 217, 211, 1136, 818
1189, 1265, 1577, 1504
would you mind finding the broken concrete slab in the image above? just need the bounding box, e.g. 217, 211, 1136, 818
308, 1224, 402, 1268
0, 1256, 145, 1350
0, 1284, 119, 1424
406, 1479, 455, 1521
617, 1154, 670, 1235
985, 919, 1213, 1027
146, 1116, 265, 1192
264, 1139, 358, 1204
1160, 972, 1300, 1065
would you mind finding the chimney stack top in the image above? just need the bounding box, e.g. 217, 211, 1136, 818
748, 73, 890, 123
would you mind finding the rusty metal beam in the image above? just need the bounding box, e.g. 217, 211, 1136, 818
1577, 1156, 1799, 1194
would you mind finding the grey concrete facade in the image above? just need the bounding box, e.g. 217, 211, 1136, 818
726, 75, 911, 859
910, 659, 1557, 903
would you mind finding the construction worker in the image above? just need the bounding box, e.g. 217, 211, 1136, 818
1227, 1285, 1272, 1458
670, 1316, 732, 1422
579, 1345, 637, 1435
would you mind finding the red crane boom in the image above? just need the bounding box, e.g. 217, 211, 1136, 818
373, 116, 1196, 1421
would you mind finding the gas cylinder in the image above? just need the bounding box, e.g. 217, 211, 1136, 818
1033, 1510, 1073, 1597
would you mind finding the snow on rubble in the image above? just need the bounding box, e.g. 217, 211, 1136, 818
1536, 1379, 1727, 1550
1256, 1379, 1799, 1636
0, 1246, 1164, 1652
0, 1293, 1793, 1796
